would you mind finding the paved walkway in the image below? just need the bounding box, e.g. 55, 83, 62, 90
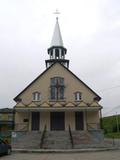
1, 150, 120, 160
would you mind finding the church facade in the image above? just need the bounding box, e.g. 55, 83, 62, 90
14, 18, 102, 133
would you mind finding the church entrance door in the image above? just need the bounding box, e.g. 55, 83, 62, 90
31, 112, 40, 131
50, 112, 65, 130
75, 112, 84, 130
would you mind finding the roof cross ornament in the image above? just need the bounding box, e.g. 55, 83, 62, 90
53, 9, 60, 20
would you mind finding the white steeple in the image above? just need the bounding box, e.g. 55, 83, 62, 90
51, 18, 64, 47
46, 17, 69, 69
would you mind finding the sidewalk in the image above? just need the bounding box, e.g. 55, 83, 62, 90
12, 147, 120, 153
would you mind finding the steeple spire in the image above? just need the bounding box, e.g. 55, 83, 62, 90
51, 18, 64, 47
45, 17, 69, 69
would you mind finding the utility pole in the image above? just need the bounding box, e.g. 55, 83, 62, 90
116, 112, 119, 132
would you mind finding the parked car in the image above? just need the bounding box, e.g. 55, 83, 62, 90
0, 138, 12, 155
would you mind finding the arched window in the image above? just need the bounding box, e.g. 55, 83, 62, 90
50, 77, 64, 100
32, 92, 41, 101
74, 92, 82, 101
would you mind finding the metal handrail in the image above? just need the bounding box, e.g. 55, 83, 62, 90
40, 125, 47, 148
69, 125, 74, 148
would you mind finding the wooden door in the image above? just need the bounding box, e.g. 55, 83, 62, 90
50, 112, 65, 130
31, 112, 40, 131
75, 112, 84, 130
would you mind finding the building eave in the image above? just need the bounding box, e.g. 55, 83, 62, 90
15, 106, 102, 112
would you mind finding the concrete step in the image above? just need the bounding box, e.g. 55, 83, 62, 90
12, 131, 42, 149
72, 130, 108, 149
11, 130, 107, 149
72, 131, 92, 145
42, 131, 72, 149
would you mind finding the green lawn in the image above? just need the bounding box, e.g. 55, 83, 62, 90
102, 114, 120, 138
104, 132, 120, 138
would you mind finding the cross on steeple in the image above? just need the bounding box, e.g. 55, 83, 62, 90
53, 9, 60, 19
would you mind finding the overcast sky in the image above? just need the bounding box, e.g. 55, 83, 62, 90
0, 0, 120, 116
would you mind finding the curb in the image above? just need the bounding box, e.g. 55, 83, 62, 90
12, 147, 120, 153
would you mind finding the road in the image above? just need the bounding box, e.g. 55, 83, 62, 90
1, 150, 120, 160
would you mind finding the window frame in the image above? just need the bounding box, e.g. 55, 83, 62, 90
50, 77, 65, 100
32, 92, 41, 101
74, 92, 82, 101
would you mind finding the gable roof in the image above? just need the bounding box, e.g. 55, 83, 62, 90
14, 62, 101, 102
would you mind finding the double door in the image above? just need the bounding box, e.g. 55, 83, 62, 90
50, 112, 65, 130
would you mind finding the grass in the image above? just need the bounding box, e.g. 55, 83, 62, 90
102, 114, 120, 138
104, 132, 120, 138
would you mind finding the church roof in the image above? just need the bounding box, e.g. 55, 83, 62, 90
14, 62, 101, 102
50, 18, 64, 47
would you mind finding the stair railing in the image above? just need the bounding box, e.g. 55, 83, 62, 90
40, 125, 47, 148
69, 125, 74, 149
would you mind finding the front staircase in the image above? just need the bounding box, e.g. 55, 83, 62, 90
41, 131, 72, 149
12, 130, 107, 149
12, 131, 42, 149
72, 131, 92, 148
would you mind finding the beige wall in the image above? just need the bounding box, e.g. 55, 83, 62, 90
15, 112, 29, 123
40, 112, 50, 131
86, 111, 99, 123
86, 111, 100, 129
17, 63, 98, 105
15, 111, 100, 131
65, 112, 75, 131
15, 112, 30, 130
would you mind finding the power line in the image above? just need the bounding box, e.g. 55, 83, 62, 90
99, 85, 120, 92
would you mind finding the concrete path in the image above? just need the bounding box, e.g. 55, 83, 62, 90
12, 147, 119, 153
1, 150, 120, 160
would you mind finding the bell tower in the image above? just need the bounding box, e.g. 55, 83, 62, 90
45, 18, 69, 68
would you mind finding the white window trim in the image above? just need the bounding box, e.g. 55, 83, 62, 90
32, 92, 41, 101
74, 92, 82, 101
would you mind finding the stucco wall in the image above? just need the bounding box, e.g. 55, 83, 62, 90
15, 111, 100, 131
86, 111, 100, 129
15, 112, 29, 123
40, 112, 50, 131
15, 112, 29, 130
65, 112, 75, 130
18, 63, 97, 105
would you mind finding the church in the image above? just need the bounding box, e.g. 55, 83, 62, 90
13, 17, 103, 149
